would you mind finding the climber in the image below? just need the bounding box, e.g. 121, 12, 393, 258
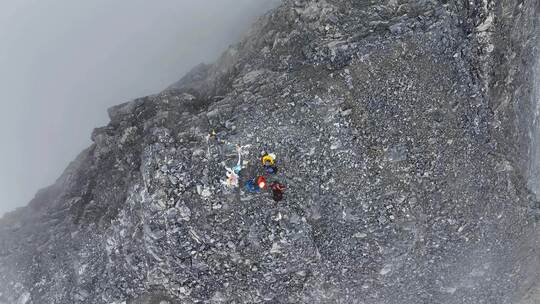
261, 152, 278, 175
261, 152, 276, 166
244, 179, 259, 193
223, 144, 251, 189
233, 144, 251, 174
265, 165, 278, 175
257, 176, 268, 190
233, 145, 244, 174
244, 176, 267, 193
270, 181, 285, 202
222, 167, 239, 188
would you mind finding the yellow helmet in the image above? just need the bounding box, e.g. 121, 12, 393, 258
261, 154, 275, 166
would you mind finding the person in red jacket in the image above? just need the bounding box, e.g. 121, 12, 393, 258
257, 176, 268, 190
245, 176, 268, 193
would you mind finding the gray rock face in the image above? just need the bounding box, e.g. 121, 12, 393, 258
0, 1, 539, 303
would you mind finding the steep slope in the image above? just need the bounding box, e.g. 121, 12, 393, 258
0, 1, 538, 303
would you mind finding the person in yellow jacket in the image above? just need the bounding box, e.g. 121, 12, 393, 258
261, 152, 278, 174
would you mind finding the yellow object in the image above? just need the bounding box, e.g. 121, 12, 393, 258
262, 154, 275, 166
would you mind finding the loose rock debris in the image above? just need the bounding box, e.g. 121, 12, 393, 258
0, 0, 538, 303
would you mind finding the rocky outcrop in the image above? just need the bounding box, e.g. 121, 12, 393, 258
0, 1, 538, 303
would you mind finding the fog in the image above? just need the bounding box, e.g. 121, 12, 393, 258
0, 0, 280, 216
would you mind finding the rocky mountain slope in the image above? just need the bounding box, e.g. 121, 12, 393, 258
0, 0, 539, 303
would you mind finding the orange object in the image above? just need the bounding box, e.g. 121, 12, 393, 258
257, 176, 267, 190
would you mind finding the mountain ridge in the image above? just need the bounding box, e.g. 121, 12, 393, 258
1, 1, 539, 303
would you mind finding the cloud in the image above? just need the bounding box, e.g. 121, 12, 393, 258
0, 0, 281, 215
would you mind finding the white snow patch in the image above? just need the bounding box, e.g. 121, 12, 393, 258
353, 232, 367, 238
476, 15, 493, 32
380, 264, 392, 275
270, 242, 282, 254
442, 287, 457, 294
197, 185, 212, 198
